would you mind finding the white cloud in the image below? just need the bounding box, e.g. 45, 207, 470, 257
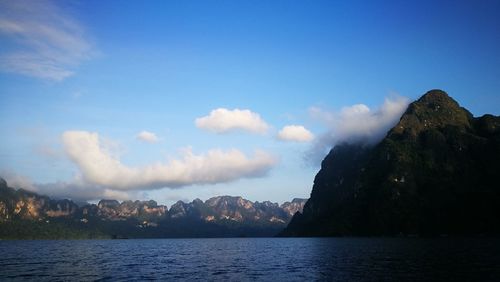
0, 0, 95, 80
136, 131, 159, 143
37, 178, 133, 202
277, 125, 314, 142
0, 171, 134, 202
0, 170, 140, 201
195, 108, 269, 134
306, 96, 410, 164
62, 131, 277, 190
0, 170, 37, 192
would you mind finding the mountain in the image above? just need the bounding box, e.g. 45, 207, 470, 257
281, 90, 500, 236
170, 196, 291, 224
0, 179, 306, 239
0, 178, 79, 220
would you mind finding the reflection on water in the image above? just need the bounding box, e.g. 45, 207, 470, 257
1, 238, 499, 281
308, 238, 500, 281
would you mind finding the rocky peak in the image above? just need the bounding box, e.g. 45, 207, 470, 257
192, 198, 203, 205
282, 90, 500, 237
291, 198, 306, 204
418, 89, 453, 103
206, 196, 244, 208
0, 178, 7, 188
75, 199, 168, 221
390, 89, 472, 138
0, 180, 79, 221
205, 196, 221, 207
475, 114, 500, 137
46, 199, 78, 217
98, 200, 120, 209
168, 200, 189, 218
164, 196, 308, 225
259, 201, 278, 208
144, 200, 160, 207
280, 198, 307, 217
0, 177, 308, 232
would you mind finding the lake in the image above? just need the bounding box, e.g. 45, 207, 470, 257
1, 238, 499, 281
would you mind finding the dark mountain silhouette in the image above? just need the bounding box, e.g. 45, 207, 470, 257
281, 90, 500, 236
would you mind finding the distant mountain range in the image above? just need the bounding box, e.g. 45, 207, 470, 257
0, 178, 306, 239
282, 90, 500, 236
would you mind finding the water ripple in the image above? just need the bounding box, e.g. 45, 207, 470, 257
1, 238, 500, 281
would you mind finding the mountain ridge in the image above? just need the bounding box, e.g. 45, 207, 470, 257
0, 179, 306, 239
282, 90, 500, 236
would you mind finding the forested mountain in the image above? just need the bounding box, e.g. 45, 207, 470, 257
0, 178, 306, 239
282, 90, 500, 236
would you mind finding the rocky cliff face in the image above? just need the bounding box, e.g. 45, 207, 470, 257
168, 196, 306, 225
281, 198, 309, 217
0, 178, 306, 238
282, 90, 500, 236
92, 199, 167, 221
0, 180, 78, 221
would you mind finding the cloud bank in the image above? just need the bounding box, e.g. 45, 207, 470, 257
36, 178, 133, 202
136, 131, 159, 143
62, 131, 277, 190
306, 96, 410, 164
0, 0, 95, 80
0, 170, 37, 192
195, 108, 269, 134
277, 125, 314, 142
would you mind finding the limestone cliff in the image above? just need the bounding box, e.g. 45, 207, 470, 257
282, 90, 500, 236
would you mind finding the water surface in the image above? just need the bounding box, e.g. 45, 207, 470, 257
1, 238, 499, 281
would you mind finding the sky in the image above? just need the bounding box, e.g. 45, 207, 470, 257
1, 0, 499, 206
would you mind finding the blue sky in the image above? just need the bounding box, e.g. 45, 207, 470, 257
1, 0, 499, 206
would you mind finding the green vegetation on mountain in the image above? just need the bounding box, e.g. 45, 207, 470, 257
0, 178, 306, 239
282, 90, 500, 236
